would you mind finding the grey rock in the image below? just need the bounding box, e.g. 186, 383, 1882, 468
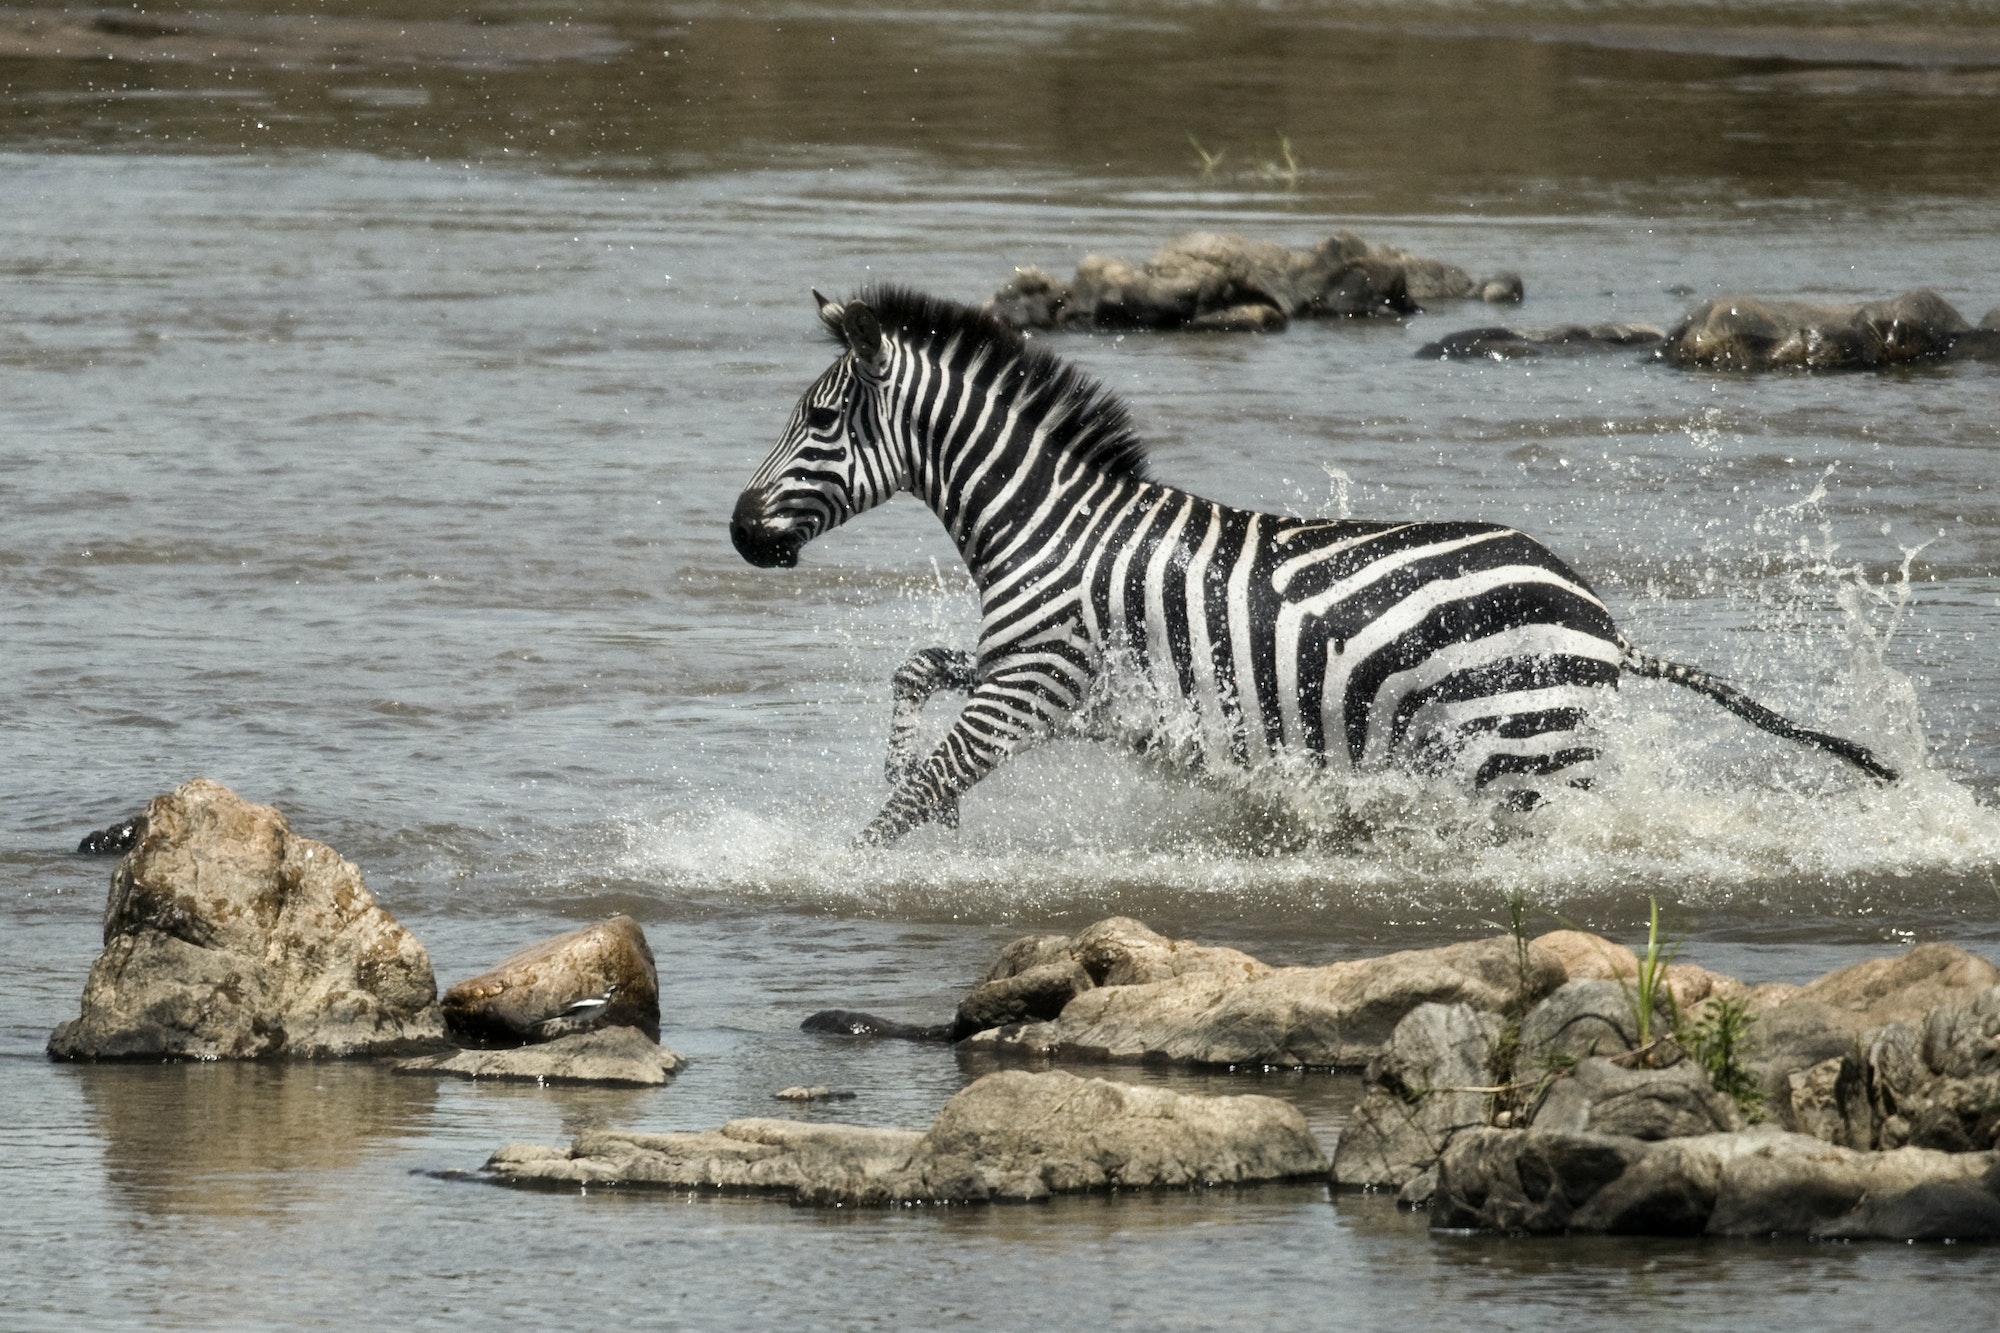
967, 929, 1562, 1069
48, 779, 447, 1061
441, 915, 661, 1046
1417, 322, 1665, 361
1658, 290, 1973, 369
1516, 979, 1671, 1082
1332, 1003, 1500, 1188
396, 1026, 683, 1087
774, 1086, 856, 1102
954, 959, 1093, 1038
1433, 1124, 2000, 1240
987, 231, 1522, 334
1532, 1058, 1743, 1140
486, 1069, 1330, 1205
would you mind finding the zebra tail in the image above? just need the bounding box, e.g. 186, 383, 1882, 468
1617, 641, 1900, 783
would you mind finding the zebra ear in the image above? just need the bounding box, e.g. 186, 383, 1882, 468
814, 289, 844, 337
840, 301, 886, 373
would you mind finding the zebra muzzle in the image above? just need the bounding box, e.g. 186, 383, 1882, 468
730, 490, 805, 568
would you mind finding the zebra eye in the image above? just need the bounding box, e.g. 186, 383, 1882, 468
805, 405, 842, 432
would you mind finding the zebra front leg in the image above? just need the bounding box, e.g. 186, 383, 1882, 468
885, 647, 978, 784
858, 671, 1065, 847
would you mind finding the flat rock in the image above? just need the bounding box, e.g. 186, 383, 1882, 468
988, 231, 1521, 333
441, 915, 661, 1045
485, 1069, 1329, 1205
1417, 322, 1664, 360
48, 779, 447, 1060
396, 1026, 682, 1086
1657, 290, 1973, 369
774, 1086, 856, 1102
965, 927, 1563, 1068
1433, 1125, 2000, 1240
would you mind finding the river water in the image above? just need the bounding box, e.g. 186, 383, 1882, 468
4, 0, 2000, 1326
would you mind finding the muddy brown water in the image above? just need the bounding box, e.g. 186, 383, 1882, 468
4, 1, 2000, 1326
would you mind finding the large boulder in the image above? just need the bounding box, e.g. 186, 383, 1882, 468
1432, 1125, 2000, 1240
48, 779, 447, 1060
1657, 290, 1972, 369
440, 916, 660, 1046
1531, 1058, 1743, 1141
396, 1026, 683, 1087
965, 927, 1563, 1068
485, 1069, 1329, 1205
1331, 1002, 1500, 1192
988, 231, 1521, 333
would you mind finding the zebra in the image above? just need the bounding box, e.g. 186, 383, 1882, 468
730, 287, 1898, 847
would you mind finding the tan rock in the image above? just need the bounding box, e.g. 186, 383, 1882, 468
441, 915, 660, 1046
1531, 929, 1638, 982
485, 1069, 1328, 1204
48, 779, 446, 1060
1660, 290, 1971, 370
1788, 943, 2000, 1031
396, 1026, 682, 1086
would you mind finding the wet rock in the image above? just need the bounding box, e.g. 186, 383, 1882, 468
1417, 322, 1664, 361
1657, 290, 1973, 369
1515, 979, 1673, 1082
1532, 1058, 1743, 1140
1432, 1124, 2000, 1240
48, 779, 447, 1060
987, 231, 1522, 333
965, 924, 1562, 1068
800, 1009, 953, 1041
774, 1086, 856, 1102
1331, 1003, 1500, 1189
440, 915, 660, 1046
485, 1069, 1329, 1204
396, 1026, 683, 1087
954, 958, 1094, 1038
76, 814, 146, 856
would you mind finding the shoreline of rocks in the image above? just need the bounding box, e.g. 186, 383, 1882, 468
49, 780, 2000, 1238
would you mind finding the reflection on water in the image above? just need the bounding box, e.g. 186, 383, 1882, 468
72, 1062, 438, 1217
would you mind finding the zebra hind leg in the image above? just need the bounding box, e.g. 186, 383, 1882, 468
885, 647, 978, 827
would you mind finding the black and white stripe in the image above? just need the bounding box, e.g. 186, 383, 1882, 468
731, 288, 1896, 846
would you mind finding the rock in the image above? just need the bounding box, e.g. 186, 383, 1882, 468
485, 1069, 1330, 1205
1331, 1003, 1500, 1189
775, 1086, 856, 1102
1532, 1058, 1743, 1140
1531, 930, 1638, 983
396, 1026, 683, 1087
1787, 943, 2000, 1031
800, 1009, 953, 1041
47, 779, 447, 1060
1657, 290, 1973, 369
1416, 323, 1664, 360
987, 231, 1522, 333
1869, 987, 2000, 1152
1432, 1124, 2000, 1240
1515, 979, 1672, 1082
966, 926, 1563, 1068
76, 814, 146, 856
440, 915, 660, 1046
953, 959, 1094, 1038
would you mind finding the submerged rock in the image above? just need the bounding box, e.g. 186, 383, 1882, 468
1416, 323, 1665, 360
48, 779, 447, 1060
800, 1009, 953, 1041
988, 231, 1522, 333
76, 814, 147, 856
441, 915, 661, 1046
1432, 1124, 2000, 1240
485, 1069, 1328, 1204
774, 1085, 856, 1102
1657, 290, 1973, 369
397, 1026, 683, 1086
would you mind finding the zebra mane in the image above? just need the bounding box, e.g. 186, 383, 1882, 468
844, 285, 1151, 482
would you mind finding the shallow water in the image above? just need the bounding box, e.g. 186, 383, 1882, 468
5, 0, 2000, 1326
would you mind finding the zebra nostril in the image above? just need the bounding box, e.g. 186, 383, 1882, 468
730, 489, 803, 568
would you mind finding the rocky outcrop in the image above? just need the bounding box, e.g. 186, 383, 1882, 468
1331, 1003, 1500, 1194
1417, 323, 1664, 360
1531, 1058, 1743, 1140
48, 779, 447, 1060
485, 1069, 1329, 1205
1432, 1125, 2000, 1240
1657, 290, 1974, 369
397, 1026, 681, 1086
440, 916, 660, 1046
988, 231, 1521, 333
963, 922, 1563, 1068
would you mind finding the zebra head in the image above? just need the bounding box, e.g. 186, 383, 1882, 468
730, 292, 902, 569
